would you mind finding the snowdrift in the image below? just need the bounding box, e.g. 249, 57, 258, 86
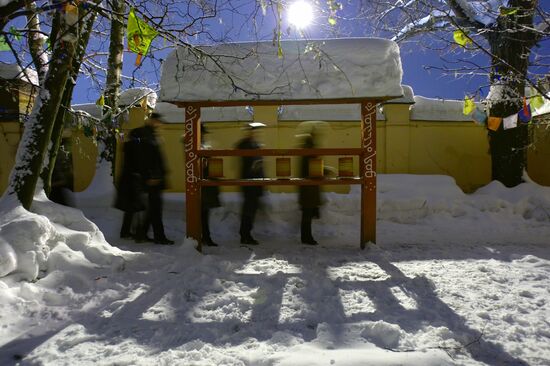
0, 191, 129, 281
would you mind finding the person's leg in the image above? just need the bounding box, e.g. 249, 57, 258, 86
147, 186, 173, 244
135, 189, 154, 243
301, 208, 317, 245
240, 193, 258, 244
201, 208, 218, 246
120, 212, 134, 238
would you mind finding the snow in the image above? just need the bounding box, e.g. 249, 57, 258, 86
160, 38, 403, 103
469, 1, 501, 26
0, 0, 16, 7
72, 103, 103, 119
411, 95, 481, 121
280, 104, 386, 121
154, 101, 253, 122
0, 63, 39, 86
119, 87, 158, 109
1, 174, 550, 365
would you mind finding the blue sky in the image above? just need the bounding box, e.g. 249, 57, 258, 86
1, 1, 548, 104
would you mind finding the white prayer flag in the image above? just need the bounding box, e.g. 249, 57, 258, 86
503, 113, 517, 130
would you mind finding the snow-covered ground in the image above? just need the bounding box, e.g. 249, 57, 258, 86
1, 174, 549, 365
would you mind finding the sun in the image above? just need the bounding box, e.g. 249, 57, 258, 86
288, 1, 314, 29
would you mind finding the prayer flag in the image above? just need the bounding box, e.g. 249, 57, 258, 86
96, 95, 104, 106
453, 29, 472, 47
463, 96, 476, 115
0, 35, 10, 51
487, 116, 502, 131
472, 108, 487, 125
531, 95, 544, 110
9, 26, 21, 41
518, 97, 531, 123
530, 89, 545, 110
127, 8, 159, 65
500, 7, 518, 16
503, 113, 517, 130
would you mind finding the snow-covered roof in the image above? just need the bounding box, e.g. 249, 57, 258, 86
411, 96, 476, 122
154, 102, 252, 122
160, 38, 403, 104
0, 63, 39, 86
119, 88, 158, 109
279, 104, 385, 121
72, 103, 103, 119
383, 85, 414, 104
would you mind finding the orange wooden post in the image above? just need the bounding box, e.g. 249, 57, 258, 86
184, 105, 202, 251
360, 101, 377, 248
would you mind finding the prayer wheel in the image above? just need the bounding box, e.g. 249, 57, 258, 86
207, 158, 224, 178
308, 158, 324, 178
338, 157, 353, 177
276, 157, 291, 177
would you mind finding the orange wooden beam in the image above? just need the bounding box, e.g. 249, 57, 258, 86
360, 101, 378, 249
200, 178, 362, 186
198, 148, 363, 157
184, 105, 203, 251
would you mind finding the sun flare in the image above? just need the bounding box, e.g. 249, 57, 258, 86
288, 1, 314, 29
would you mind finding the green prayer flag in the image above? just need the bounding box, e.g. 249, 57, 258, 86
0, 35, 10, 51
463, 96, 476, 115
127, 8, 158, 58
9, 26, 22, 41
531, 94, 544, 110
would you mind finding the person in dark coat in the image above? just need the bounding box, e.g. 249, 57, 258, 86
299, 132, 321, 245
235, 122, 266, 245
115, 128, 147, 239
201, 124, 221, 247
49, 139, 75, 207
131, 113, 174, 245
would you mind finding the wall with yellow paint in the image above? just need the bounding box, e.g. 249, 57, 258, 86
1, 102, 549, 196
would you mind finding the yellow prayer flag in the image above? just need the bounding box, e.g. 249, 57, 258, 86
453, 29, 472, 47
500, 7, 518, 16
463, 96, 476, 115
488, 116, 502, 131
96, 95, 104, 106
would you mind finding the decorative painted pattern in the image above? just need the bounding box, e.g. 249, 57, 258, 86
361, 102, 377, 192
185, 105, 199, 195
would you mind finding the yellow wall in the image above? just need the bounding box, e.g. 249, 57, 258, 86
0, 122, 20, 193
1, 103, 549, 195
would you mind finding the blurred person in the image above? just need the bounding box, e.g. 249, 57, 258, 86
200, 124, 221, 247
298, 130, 321, 245
49, 139, 75, 207
132, 112, 174, 245
235, 122, 266, 245
115, 128, 146, 239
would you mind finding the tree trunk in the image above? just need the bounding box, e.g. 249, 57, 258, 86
42, 9, 98, 195
486, 1, 535, 187
5, 12, 79, 209
105, 0, 125, 112
24, 1, 48, 84
101, 0, 126, 169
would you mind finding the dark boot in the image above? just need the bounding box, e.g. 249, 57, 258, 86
301, 210, 317, 245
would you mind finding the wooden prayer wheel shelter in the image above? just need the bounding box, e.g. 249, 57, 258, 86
159, 38, 404, 251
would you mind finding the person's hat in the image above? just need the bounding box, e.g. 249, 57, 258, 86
243, 122, 266, 130
148, 112, 164, 121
